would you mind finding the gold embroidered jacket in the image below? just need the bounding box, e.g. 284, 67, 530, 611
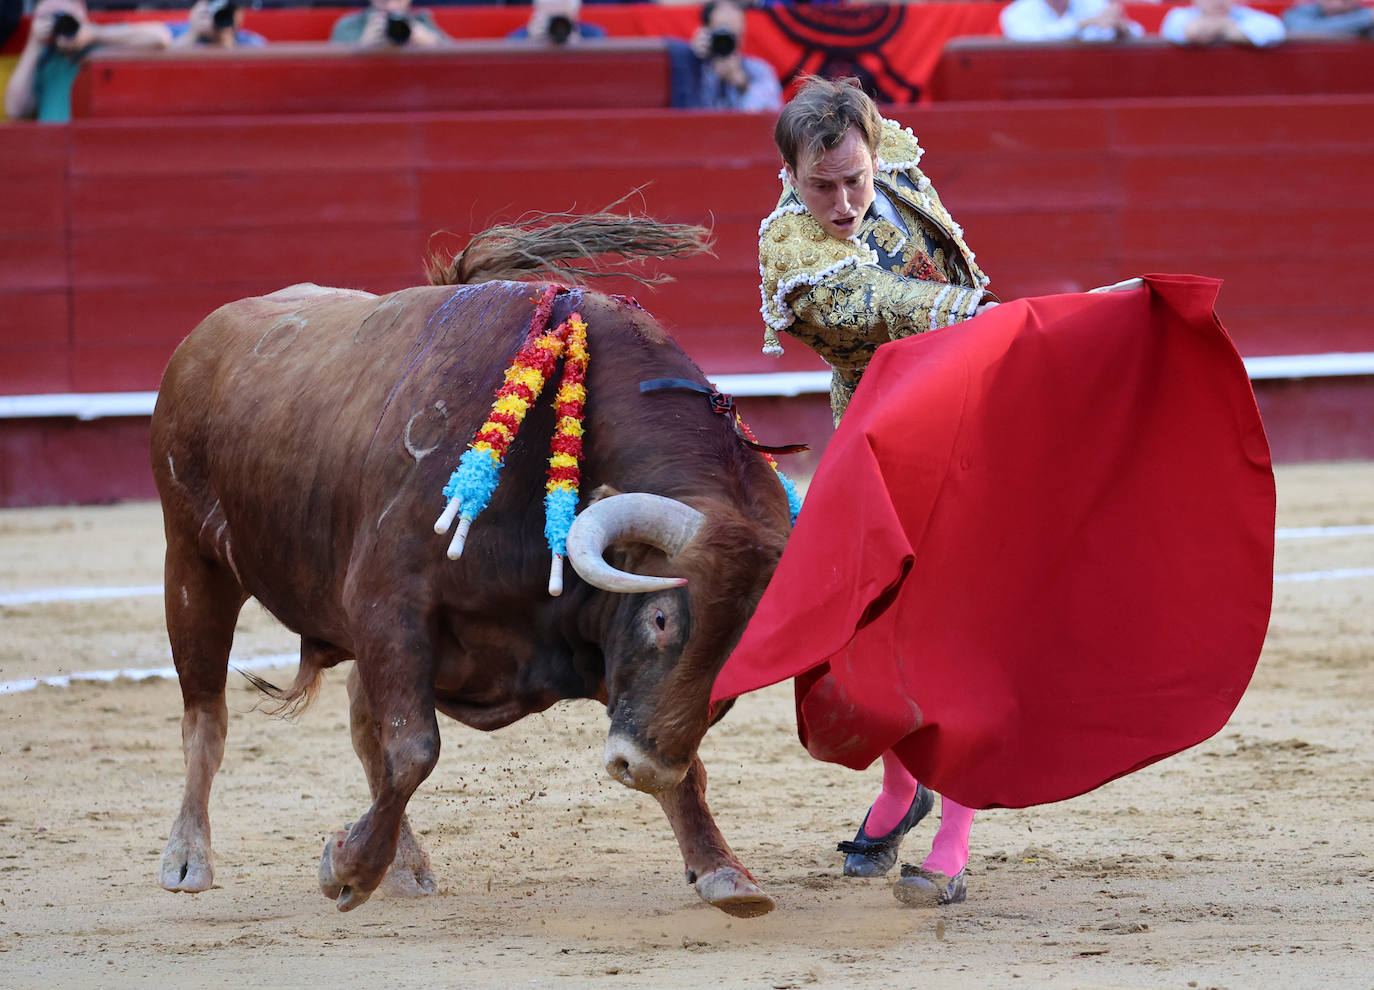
758, 119, 990, 422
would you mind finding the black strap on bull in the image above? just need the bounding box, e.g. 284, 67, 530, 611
638, 378, 809, 455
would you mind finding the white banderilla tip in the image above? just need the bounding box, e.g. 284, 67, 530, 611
446, 517, 472, 560
434, 497, 461, 535
548, 554, 564, 597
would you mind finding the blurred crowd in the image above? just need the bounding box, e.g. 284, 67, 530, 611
3, 0, 1371, 121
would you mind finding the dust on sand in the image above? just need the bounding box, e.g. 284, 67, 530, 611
0, 463, 1371, 989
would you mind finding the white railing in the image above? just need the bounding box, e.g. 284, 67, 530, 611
2, 352, 1373, 420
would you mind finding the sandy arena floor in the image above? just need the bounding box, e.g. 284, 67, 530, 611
0, 463, 1371, 989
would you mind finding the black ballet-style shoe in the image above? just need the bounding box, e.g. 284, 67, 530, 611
892, 863, 968, 906
836, 784, 934, 878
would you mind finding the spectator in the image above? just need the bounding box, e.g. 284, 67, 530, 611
670, 0, 781, 111
2, 0, 22, 49
3, 0, 170, 123
169, 0, 267, 49
1160, 0, 1287, 45
1283, 0, 1374, 36
330, 0, 449, 49
507, 0, 607, 44
1000, 0, 1144, 41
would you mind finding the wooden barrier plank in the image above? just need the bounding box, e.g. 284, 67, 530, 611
416, 165, 774, 234
71, 344, 181, 393
0, 234, 68, 293
69, 225, 423, 288
1109, 97, 1374, 152
0, 292, 68, 350
70, 170, 421, 232
69, 284, 288, 349
924, 154, 1116, 212
69, 118, 419, 175
0, 349, 72, 394
416, 111, 778, 171
1116, 208, 1374, 260
72, 42, 671, 118
1119, 150, 1374, 211
901, 105, 1114, 156
931, 39, 1374, 103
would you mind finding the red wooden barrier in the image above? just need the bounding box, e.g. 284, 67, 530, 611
71, 41, 672, 118
930, 38, 1374, 103
4, 93, 1374, 503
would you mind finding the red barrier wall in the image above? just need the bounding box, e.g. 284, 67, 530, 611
71, 41, 674, 117
6, 96, 1371, 395
3, 87, 1373, 503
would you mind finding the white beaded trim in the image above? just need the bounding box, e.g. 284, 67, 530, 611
761, 252, 877, 333
757, 201, 809, 239
929, 284, 955, 334
877, 121, 925, 173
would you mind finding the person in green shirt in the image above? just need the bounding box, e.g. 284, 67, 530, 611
4, 0, 170, 123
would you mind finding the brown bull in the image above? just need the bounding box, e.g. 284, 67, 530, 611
152, 218, 792, 917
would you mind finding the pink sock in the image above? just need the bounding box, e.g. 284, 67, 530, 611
862, 751, 918, 835
922, 796, 976, 876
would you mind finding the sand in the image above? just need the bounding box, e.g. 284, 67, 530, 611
0, 463, 1370, 989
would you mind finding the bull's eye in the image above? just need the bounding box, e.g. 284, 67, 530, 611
654, 609, 667, 631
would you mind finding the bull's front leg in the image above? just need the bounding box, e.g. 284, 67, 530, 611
654, 754, 774, 918
329, 665, 437, 899
317, 625, 440, 912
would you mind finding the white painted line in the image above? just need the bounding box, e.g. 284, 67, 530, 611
0, 560, 1368, 692
4, 351, 1374, 420
0, 585, 163, 607
1274, 567, 1374, 584
1275, 525, 1374, 540
0, 653, 298, 696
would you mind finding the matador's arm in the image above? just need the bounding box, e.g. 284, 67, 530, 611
790, 264, 985, 345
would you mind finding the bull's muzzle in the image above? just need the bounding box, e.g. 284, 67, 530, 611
603, 733, 687, 793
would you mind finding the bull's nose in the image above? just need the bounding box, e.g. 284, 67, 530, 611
603, 734, 685, 793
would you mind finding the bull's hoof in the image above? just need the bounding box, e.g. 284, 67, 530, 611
160, 836, 214, 893
377, 860, 437, 898
893, 865, 967, 907
693, 866, 776, 918
318, 829, 376, 911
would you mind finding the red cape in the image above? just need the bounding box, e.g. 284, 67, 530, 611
713, 275, 1275, 809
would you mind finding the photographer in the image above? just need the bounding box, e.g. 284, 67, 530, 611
169, 0, 266, 50
330, 0, 449, 49
507, 0, 606, 45
4, 0, 170, 122
680, 0, 780, 111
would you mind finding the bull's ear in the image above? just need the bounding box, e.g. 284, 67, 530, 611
585, 484, 623, 505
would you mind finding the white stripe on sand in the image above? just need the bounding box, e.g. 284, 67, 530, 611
0, 653, 298, 696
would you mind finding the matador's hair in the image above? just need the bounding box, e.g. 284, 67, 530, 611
773, 76, 883, 174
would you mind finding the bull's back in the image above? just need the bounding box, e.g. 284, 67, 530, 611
151, 281, 540, 631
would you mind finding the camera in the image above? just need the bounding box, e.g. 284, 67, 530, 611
708, 29, 738, 59
52, 12, 81, 39
208, 0, 238, 32
546, 14, 573, 45
384, 12, 412, 44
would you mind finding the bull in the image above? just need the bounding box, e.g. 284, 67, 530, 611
152, 217, 792, 917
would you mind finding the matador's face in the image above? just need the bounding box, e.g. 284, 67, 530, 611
787, 126, 878, 243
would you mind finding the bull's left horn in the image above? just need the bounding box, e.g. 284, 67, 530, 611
566, 493, 705, 594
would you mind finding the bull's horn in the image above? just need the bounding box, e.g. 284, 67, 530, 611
566, 493, 705, 594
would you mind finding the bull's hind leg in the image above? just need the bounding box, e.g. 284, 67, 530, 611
655, 755, 774, 918
159, 536, 247, 893
317, 624, 440, 911
323, 665, 437, 898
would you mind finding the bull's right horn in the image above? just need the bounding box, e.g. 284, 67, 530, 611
566, 493, 705, 594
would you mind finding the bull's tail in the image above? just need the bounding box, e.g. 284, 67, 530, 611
425, 211, 713, 288
238, 650, 330, 719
